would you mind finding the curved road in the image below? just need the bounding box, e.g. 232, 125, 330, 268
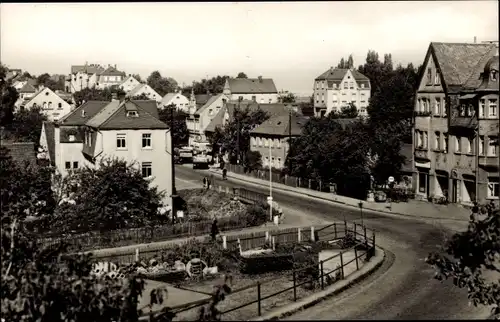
175, 165, 491, 320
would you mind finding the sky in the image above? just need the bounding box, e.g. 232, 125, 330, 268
1, 1, 498, 96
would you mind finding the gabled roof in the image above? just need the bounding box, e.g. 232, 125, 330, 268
463, 51, 499, 90
251, 113, 308, 137
195, 94, 225, 116
19, 83, 37, 93
195, 94, 212, 105
226, 78, 278, 94
315, 68, 371, 86
119, 75, 139, 86
99, 66, 126, 77
42, 121, 56, 164
127, 84, 146, 97
59, 101, 110, 126
86, 100, 167, 130
71, 64, 105, 75
162, 92, 188, 105
430, 42, 497, 88
204, 105, 227, 133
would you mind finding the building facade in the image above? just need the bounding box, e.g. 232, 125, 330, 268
413, 41, 498, 205
161, 91, 190, 112
186, 93, 228, 147
24, 87, 73, 121
223, 77, 279, 104
66, 64, 126, 93
120, 76, 141, 93
313, 67, 371, 118
126, 84, 162, 103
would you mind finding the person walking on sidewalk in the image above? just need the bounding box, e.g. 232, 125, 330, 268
211, 218, 220, 242
207, 177, 211, 190
203, 177, 207, 189
222, 168, 227, 180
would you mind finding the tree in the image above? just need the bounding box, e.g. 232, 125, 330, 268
132, 74, 143, 83
158, 104, 189, 147
131, 93, 150, 100
339, 103, 358, 118
0, 64, 18, 127
236, 72, 248, 79
36, 73, 65, 92
243, 150, 262, 172
358, 50, 389, 96
426, 203, 500, 318
337, 57, 346, 69
336, 55, 354, 69
21, 71, 32, 78
182, 76, 230, 96
50, 158, 165, 233
279, 93, 296, 104
347, 54, 354, 69
73, 88, 112, 106
6, 106, 48, 143
147, 71, 177, 97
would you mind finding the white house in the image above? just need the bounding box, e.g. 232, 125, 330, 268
119, 76, 141, 93
39, 99, 173, 208
161, 91, 190, 112
24, 87, 73, 121
127, 84, 162, 103
96, 65, 127, 90
67, 64, 105, 93
223, 77, 279, 104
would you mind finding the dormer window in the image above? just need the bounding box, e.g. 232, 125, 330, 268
127, 111, 139, 117
459, 104, 466, 116
491, 70, 498, 81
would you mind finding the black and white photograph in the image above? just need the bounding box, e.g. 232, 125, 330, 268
0, 1, 499, 321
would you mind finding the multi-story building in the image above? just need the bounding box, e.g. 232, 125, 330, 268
39, 99, 173, 207
250, 113, 308, 169
413, 41, 498, 205
119, 75, 141, 93
66, 64, 126, 93
96, 65, 127, 90
313, 67, 371, 117
23, 87, 73, 121
126, 84, 162, 103
223, 77, 279, 104
161, 91, 190, 112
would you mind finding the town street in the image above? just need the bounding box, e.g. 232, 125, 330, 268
175, 165, 492, 320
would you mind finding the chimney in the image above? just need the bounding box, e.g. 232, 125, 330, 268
258, 76, 263, 83
474, 36, 477, 44
114, 64, 117, 69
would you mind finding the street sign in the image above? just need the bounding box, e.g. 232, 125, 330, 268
388, 176, 395, 183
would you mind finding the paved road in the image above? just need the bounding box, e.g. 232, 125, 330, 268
175, 165, 491, 320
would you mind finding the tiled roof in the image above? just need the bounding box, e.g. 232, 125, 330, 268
19, 83, 37, 93
86, 100, 167, 130
2, 141, 37, 166
251, 113, 308, 136
195, 94, 212, 105
204, 105, 227, 133
430, 42, 497, 88
99, 66, 126, 77
59, 101, 110, 126
71, 65, 105, 75
42, 122, 56, 164
227, 78, 278, 94
127, 84, 146, 97
195, 93, 224, 115
315, 68, 370, 86
464, 52, 499, 90
119, 75, 138, 86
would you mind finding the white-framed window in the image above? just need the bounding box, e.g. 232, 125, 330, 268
443, 133, 448, 153
321, 93, 325, 102
264, 156, 269, 166
467, 138, 473, 154
343, 82, 348, 89
271, 157, 275, 167
361, 84, 365, 89
264, 138, 269, 147
455, 136, 461, 153
416, 130, 423, 148
349, 82, 354, 89
43, 102, 47, 109
434, 71, 440, 85
443, 99, 447, 117
491, 70, 498, 81
251, 137, 256, 147
423, 131, 428, 148
467, 104, 474, 117
434, 132, 440, 150
427, 68, 432, 84
321, 82, 324, 90
48, 102, 52, 109
459, 104, 466, 116
58, 103, 63, 109
277, 157, 282, 166
488, 136, 498, 156
479, 136, 485, 155
487, 177, 499, 198
141, 162, 152, 178
434, 98, 440, 115
116, 133, 127, 149
258, 137, 263, 147
276, 139, 281, 148
269, 138, 274, 148
489, 99, 497, 117
479, 99, 486, 118
142, 133, 152, 148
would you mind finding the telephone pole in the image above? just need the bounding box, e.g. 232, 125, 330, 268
170, 106, 177, 223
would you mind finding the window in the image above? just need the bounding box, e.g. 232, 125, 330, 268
264, 138, 268, 147
455, 136, 461, 153
479, 99, 486, 117
361, 84, 365, 89
434, 132, 440, 150
268, 98, 272, 104
277, 139, 282, 148
487, 177, 500, 198
271, 157, 275, 167
416, 130, 423, 148
116, 133, 126, 149
238, 96, 243, 101
489, 99, 497, 117
45, 92, 49, 96
251, 137, 256, 147
141, 162, 152, 178
427, 68, 432, 84
343, 82, 348, 89
479, 136, 485, 155
361, 92, 365, 96
434, 99, 440, 115
127, 111, 138, 117
65, 162, 71, 169
316, 82, 319, 90
321, 82, 324, 90
349, 82, 354, 89
269, 138, 274, 148
491, 70, 498, 81
321, 93, 325, 103
209, 108, 213, 115
73, 161, 79, 169
418, 172, 427, 193
434, 71, 440, 85
277, 157, 281, 166
142, 133, 152, 148
467, 138, 473, 154
443, 99, 447, 117
459, 104, 466, 116
264, 156, 269, 166
489, 136, 498, 156
43, 102, 47, 109
251, 96, 256, 102
258, 137, 263, 147
423, 131, 428, 148
58, 102, 62, 109
467, 104, 474, 117
443, 133, 449, 153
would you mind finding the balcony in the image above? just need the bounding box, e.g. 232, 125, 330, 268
478, 155, 499, 169
449, 106, 478, 129
414, 148, 431, 161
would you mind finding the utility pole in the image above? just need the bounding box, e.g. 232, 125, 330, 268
475, 123, 479, 203
170, 106, 177, 223
237, 97, 242, 164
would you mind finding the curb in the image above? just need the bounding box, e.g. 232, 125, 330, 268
209, 169, 469, 223
248, 246, 386, 321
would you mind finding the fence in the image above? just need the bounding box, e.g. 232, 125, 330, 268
38, 185, 269, 252
144, 221, 376, 320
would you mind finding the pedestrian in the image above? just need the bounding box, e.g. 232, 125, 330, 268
203, 177, 207, 189
211, 218, 219, 242
207, 177, 211, 190
222, 168, 227, 180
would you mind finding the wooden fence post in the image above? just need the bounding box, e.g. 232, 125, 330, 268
320, 261, 324, 289
272, 236, 276, 251
372, 231, 376, 248
257, 282, 262, 316
222, 235, 227, 249
334, 223, 337, 239
297, 228, 301, 243
135, 248, 139, 262
237, 238, 242, 255
293, 270, 297, 301
355, 247, 359, 270
310, 226, 315, 242
354, 223, 357, 239
298, 178, 301, 187
364, 227, 368, 248
339, 251, 344, 279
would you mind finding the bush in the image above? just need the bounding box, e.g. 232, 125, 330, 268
340, 232, 357, 249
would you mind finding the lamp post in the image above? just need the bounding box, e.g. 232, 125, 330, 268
269, 137, 273, 222
170, 106, 177, 224
358, 201, 364, 226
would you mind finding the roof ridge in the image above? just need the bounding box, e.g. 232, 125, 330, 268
431, 41, 496, 46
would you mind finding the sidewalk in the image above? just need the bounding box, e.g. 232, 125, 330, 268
208, 168, 471, 223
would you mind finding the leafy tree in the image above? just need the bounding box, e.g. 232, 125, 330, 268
243, 150, 262, 172
347, 54, 354, 69
6, 106, 48, 143
0, 64, 18, 127
21, 71, 32, 78
73, 88, 112, 106
208, 126, 226, 159
132, 73, 143, 83
48, 158, 165, 234
339, 103, 359, 118
358, 50, 389, 96
426, 203, 500, 319
236, 72, 248, 79
337, 57, 346, 69
147, 71, 177, 97
279, 93, 296, 104
158, 104, 189, 146
131, 93, 151, 100
36, 73, 65, 92
182, 76, 230, 96
337, 55, 354, 69
217, 106, 269, 164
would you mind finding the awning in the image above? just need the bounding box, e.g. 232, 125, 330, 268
459, 93, 477, 99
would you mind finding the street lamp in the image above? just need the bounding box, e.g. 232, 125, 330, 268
269, 135, 273, 222
358, 201, 364, 226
